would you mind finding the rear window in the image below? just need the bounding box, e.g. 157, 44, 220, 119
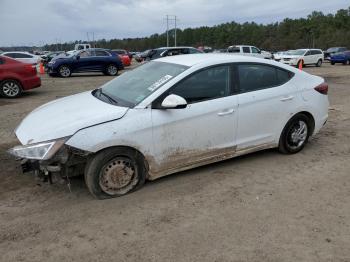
238, 64, 294, 93
15, 53, 33, 58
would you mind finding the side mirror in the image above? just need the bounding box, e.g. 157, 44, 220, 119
161, 94, 187, 109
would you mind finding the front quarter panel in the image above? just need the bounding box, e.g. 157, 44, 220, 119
66, 107, 153, 158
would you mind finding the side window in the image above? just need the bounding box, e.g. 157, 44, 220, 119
170, 65, 230, 104
189, 48, 200, 54
79, 51, 91, 57
181, 48, 189, 55
16, 53, 32, 58
251, 47, 260, 53
238, 64, 293, 93
95, 50, 109, 56
242, 47, 250, 53
305, 51, 312, 56
5, 53, 16, 58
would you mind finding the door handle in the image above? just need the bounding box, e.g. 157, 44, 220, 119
217, 108, 235, 116
280, 96, 294, 102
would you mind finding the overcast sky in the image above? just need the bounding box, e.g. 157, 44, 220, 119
0, 0, 348, 46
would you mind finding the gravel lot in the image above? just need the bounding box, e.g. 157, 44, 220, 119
0, 63, 349, 262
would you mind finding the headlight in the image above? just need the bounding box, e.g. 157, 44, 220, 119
49, 60, 56, 65
8, 138, 67, 160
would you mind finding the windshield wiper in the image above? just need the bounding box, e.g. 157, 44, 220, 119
94, 89, 118, 105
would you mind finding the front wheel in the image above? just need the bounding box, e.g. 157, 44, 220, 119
279, 114, 311, 154
316, 59, 322, 67
84, 147, 146, 199
58, 65, 71, 77
105, 64, 118, 76
0, 80, 22, 98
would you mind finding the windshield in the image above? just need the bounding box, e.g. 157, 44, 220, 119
287, 50, 306, 56
99, 61, 189, 107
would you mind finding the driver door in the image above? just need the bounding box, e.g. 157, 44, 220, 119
150, 65, 238, 176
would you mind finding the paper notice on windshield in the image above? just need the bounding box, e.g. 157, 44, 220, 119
147, 75, 173, 92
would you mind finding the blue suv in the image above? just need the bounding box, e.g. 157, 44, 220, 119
330, 50, 350, 65
47, 48, 124, 77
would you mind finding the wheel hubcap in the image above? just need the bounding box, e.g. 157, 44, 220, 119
2, 81, 19, 97
99, 157, 138, 195
288, 120, 308, 149
60, 66, 70, 77
108, 66, 117, 75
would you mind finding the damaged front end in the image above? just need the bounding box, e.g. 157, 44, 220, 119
8, 138, 90, 183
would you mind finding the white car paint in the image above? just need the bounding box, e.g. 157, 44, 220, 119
2, 51, 40, 65
13, 54, 329, 180
279, 49, 324, 66
227, 45, 271, 59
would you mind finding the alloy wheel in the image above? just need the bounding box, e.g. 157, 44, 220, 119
287, 120, 308, 150
2, 81, 20, 97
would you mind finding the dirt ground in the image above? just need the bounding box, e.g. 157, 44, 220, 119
0, 63, 350, 262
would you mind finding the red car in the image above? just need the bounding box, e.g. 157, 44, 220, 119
111, 49, 131, 66
0, 56, 41, 98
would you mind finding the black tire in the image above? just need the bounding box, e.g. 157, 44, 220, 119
278, 114, 311, 154
316, 59, 322, 67
343, 60, 350, 65
0, 79, 22, 98
105, 64, 118, 76
331, 61, 335, 65
58, 65, 71, 78
84, 147, 146, 199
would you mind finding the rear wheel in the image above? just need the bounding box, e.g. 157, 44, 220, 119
58, 65, 71, 77
279, 114, 311, 154
316, 59, 322, 67
0, 80, 22, 98
331, 61, 335, 65
84, 147, 146, 199
343, 60, 350, 65
105, 64, 118, 76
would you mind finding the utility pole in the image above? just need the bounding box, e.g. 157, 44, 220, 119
174, 15, 177, 47
166, 15, 169, 47
165, 15, 178, 47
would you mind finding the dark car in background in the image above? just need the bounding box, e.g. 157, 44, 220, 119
330, 50, 350, 65
47, 48, 124, 77
0, 56, 41, 98
137, 47, 202, 62
324, 47, 347, 60
41, 51, 67, 69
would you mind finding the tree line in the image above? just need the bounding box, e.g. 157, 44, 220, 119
3, 7, 350, 52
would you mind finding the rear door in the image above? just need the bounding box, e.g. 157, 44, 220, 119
150, 64, 238, 176
93, 50, 111, 71
235, 63, 298, 149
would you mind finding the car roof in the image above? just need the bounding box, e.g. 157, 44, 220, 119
3, 51, 32, 54
156, 46, 195, 50
155, 53, 278, 67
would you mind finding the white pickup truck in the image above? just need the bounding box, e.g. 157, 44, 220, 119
227, 45, 272, 59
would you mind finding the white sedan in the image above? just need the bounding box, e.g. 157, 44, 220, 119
9, 54, 329, 199
2, 51, 41, 65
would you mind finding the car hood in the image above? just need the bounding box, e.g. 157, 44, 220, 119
15, 91, 129, 145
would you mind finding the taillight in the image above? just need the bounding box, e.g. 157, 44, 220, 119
314, 82, 328, 95
24, 64, 37, 75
